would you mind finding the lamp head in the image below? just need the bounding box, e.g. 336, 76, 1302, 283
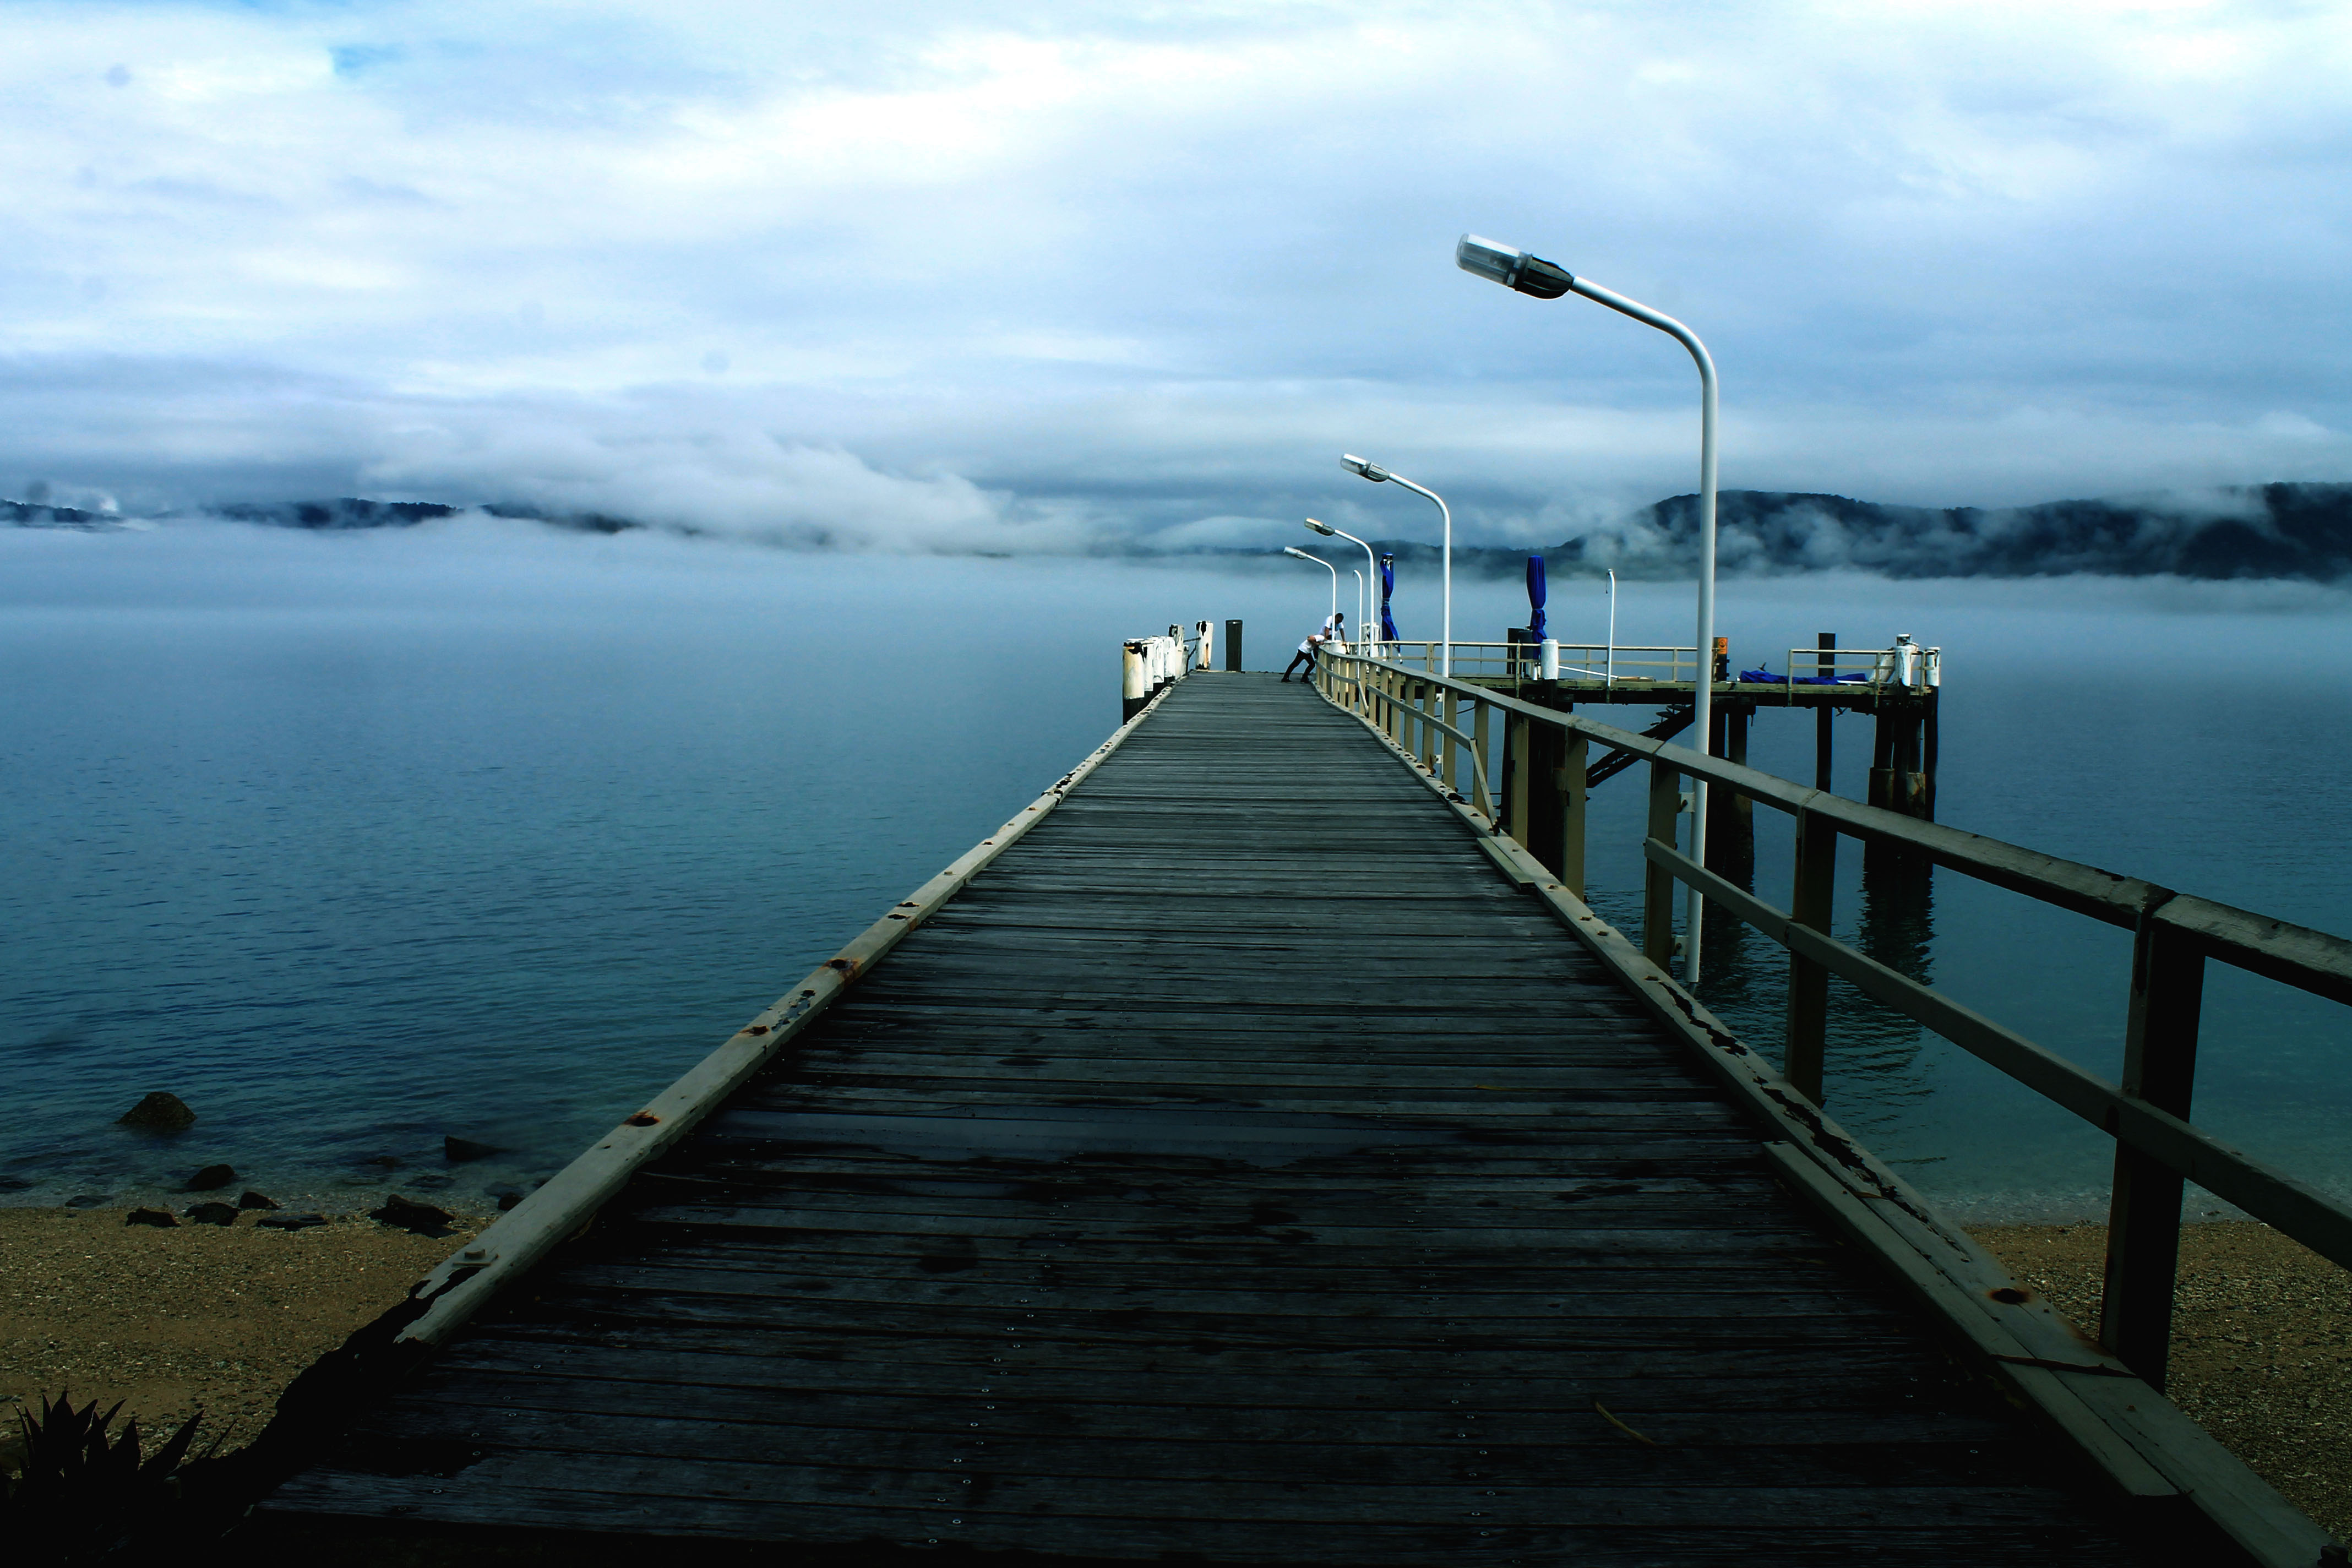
1456, 233, 1573, 300
1303, 518, 1336, 536
1282, 546, 1315, 561
1340, 454, 1390, 484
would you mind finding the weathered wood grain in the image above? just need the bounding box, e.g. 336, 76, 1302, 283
257, 674, 2166, 1564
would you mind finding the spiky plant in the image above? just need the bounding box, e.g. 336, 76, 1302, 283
0, 1391, 216, 1564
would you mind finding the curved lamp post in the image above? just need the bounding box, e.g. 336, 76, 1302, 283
1455, 232, 1719, 986
1341, 456, 1453, 676
1283, 545, 1338, 630
1305, 519, 1378, 654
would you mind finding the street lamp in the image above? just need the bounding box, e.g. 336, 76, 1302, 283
1456, 232, 1719, 987
1283, 545, 1338, 628
1341, 456, 1453, 676
1304, 519, 1378, 654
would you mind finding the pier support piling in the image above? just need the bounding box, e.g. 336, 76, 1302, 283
1816, 633, 1836, 791
1705, 703, 1754, 875
1869, 705, 1934, 820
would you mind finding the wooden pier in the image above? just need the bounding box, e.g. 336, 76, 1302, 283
246, 656, 2346, 1566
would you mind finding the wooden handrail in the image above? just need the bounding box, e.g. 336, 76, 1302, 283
1320, 644, 2352, 1393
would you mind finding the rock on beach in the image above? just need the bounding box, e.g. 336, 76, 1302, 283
115, 1092, 195, 1132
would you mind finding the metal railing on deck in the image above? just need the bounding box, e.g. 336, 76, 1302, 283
1313, 642, 2352, 1396
1759, 641, 1943, 694
1380, 639, 1698, 684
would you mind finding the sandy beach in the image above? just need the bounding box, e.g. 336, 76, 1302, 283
1, 1207, 2344, 1545
0, 1205, 482, 1477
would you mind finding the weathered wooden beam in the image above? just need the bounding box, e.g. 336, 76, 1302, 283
2102, 910, 2207, 1389
1305, 660, 2337, 1564
1641, 836, 2352, 1282
1560, 729, 1588, 901
1502, 711, 1531, 850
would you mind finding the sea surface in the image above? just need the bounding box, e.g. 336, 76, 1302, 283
5, 516, 2351, 1221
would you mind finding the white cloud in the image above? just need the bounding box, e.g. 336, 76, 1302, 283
0, 0, 2347, 549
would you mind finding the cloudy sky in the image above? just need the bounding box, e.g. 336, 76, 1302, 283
4, 0, 2349, 551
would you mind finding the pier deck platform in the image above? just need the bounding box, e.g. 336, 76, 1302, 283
259, 673, 2173, 1564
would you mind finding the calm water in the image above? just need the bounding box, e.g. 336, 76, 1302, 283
6, 518, 2351, 1218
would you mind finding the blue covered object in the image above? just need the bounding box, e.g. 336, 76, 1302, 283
1741, 667, 1868, 684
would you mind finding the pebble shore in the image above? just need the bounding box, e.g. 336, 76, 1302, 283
0, 1204, 481, 1476
1, 1208, 2343, 1544
1969, 1221, 2352, 1542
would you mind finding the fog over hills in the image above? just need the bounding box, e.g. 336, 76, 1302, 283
10, 483, 2352, 583
1547, 483, 2352, 581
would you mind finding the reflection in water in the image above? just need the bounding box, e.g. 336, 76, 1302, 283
1827, 847, 1940, 1160
1696, 841, 1941, 1161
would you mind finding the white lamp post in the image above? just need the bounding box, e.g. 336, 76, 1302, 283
1305, 519, 1378, 654
1283, 544, 1339, 630
1340, 456, 1453, 676
1456, 232, 1719, 987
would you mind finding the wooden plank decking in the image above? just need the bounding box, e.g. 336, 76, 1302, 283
257, 672, 2165, 1564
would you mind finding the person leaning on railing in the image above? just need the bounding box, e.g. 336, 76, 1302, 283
1283, 612, 1344, 683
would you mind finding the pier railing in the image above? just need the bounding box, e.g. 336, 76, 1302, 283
1760, 642, 1944, 693
1381, 639, 1698, 684
1315, 643, 2352, 1394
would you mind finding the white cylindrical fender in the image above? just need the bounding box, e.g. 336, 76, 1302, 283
1539, 639, 1560, 681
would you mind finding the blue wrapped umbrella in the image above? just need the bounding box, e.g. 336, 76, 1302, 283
1379, 554, 1398, 641
1526, 554, 1548, 641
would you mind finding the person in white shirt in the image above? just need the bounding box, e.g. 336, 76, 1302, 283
1282, 612, 1343, 682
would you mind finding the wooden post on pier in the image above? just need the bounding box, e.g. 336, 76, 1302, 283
1705, 703, 1754, 874
1816, 634, 1836, 790
1870, 707, 1931, 819
1224, 619, 1243, 672
2100, 915, 2207, 1389
1504, 712, 1530, 846
1560, 730, 1588, 899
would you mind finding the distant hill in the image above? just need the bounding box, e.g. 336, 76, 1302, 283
0, 496, 643, 536
9, 482, 2352, 580
1547, 483, 2352, 580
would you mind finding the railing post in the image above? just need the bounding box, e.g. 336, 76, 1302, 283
2100, 909, 2206, 1389
1471, 699, 1489, 812
1444, 689, 1461, 793
1418, 681, 1435, 772
1643, 760, 1681, 969
1505, 713, 1531, 846
1784, 808, 1836, 1104
1560, 729, 1588, 900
